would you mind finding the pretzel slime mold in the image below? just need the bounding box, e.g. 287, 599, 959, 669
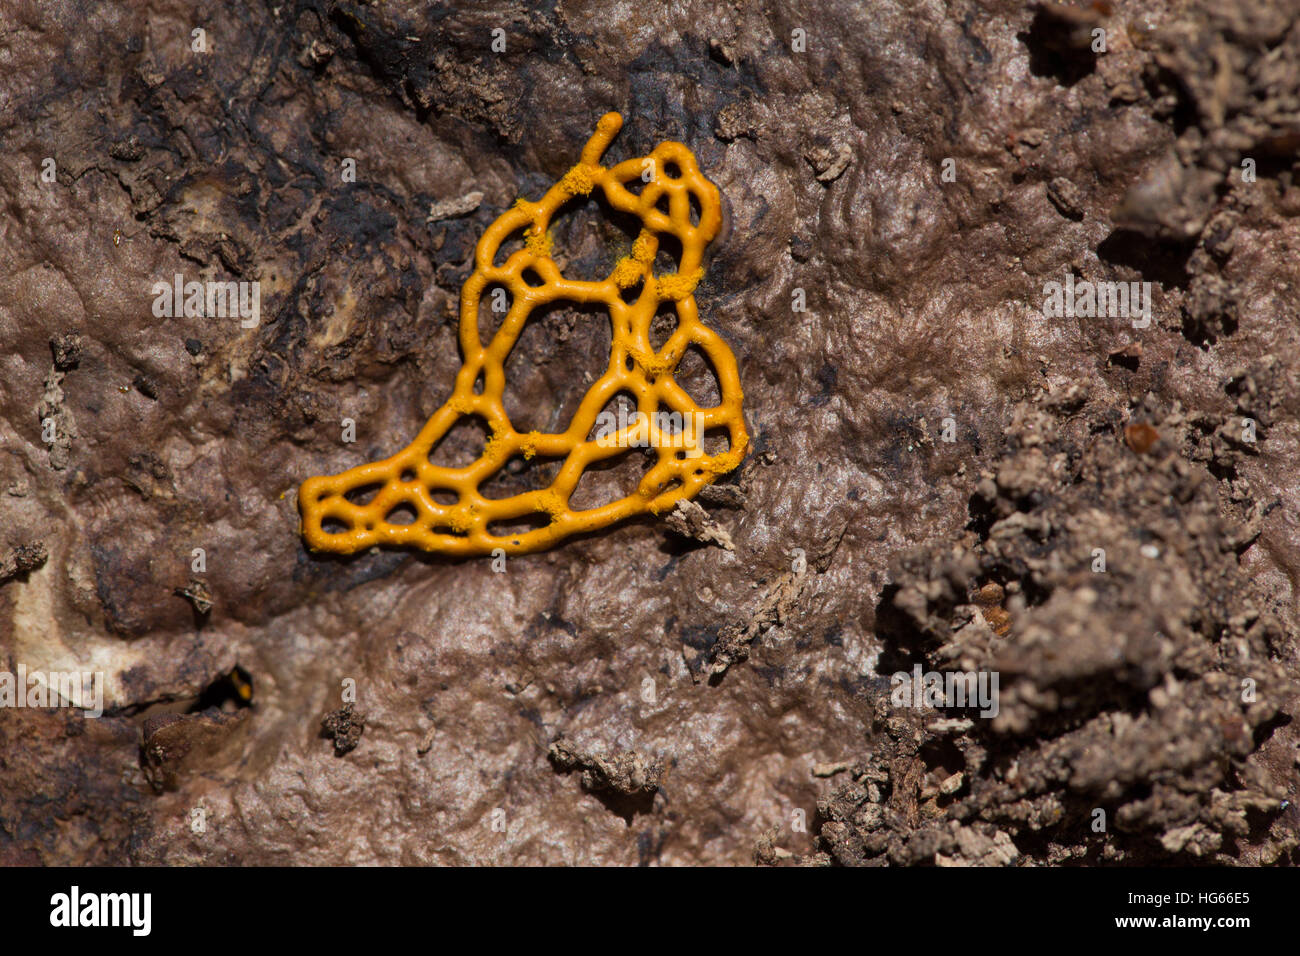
298, 112, 748, 557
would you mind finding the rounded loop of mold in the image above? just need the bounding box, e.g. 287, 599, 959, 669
298, 112, 748, 557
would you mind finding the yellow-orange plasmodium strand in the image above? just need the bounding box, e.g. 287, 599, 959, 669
297, 112, 748, 557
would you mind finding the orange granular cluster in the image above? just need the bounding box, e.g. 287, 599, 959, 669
298, 112, 748, 556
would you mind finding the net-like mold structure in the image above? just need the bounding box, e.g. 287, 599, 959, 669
298, 112, 748, 556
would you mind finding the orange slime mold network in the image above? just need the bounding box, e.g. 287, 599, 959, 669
298, 112, 748, 556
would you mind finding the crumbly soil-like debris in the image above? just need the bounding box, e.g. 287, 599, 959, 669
753, 824, 795, 864
427, 191, 484, 222
665, 499, 735, 551
804, 142, 853, 184
548, 738, 663, 798
321, 704, 366, 757
704, 520, 847, 679
705, 570, 810, 678
548, 738, 664, 820
49, 334, 83, 371
811, 760, 852, 778
173, 579, 213, 616
3, 0, 1300, 866
815, 379, 1298, 866
0, 542, 48, 585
